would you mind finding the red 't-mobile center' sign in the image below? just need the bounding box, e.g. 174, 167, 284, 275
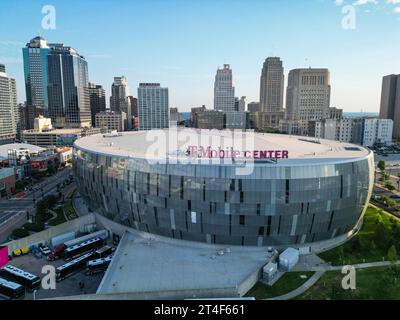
187, 146, 289, 159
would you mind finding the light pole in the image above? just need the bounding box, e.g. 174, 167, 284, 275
33, 289, 37, 300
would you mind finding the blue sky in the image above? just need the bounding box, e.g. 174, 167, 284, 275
1, 0, 400, 112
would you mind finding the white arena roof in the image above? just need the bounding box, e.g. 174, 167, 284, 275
74, 128, 370, 163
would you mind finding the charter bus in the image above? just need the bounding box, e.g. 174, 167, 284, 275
94, 245, 113, 259
63, 237, 103, 261
0, 265, 40, 291
86, 254, 114, 275
56, 251, 96, 281
0, 277, 25, 299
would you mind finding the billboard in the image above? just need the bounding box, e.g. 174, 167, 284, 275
0, 246, 8, 268
56, 134, 77, 146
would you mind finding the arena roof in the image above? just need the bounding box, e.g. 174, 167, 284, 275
74, 128, 371, 163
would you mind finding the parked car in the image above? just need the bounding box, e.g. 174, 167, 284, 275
38, 244, 51, 256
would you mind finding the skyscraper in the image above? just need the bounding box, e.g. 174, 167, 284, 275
129, 96, 138, 118
259, 57, 284, 113
110, 76, 132, 130
137, 83, 169, 130
22, 36, 51, 115
380, 74, 400, 139
47, 44, 91, 128
213, 64, 235, 112
286, 68, 331, 122
238, 96, 247, 112
0, 64, 19, 144
88, 82, 106, 127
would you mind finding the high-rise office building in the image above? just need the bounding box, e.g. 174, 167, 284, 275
380, 74, 400, 139
213, 64, 235, 112
255, 58, 286, 130
260, 57, 284, 113
22, 36, 52, 116
137, 83, 169, 130
110, 76, 132, 130
0, 64, 19, 144
238, 96, 247, 112
190, 105, 207, 128
129, 96, 138, 117
47, 44, 91, 128
286, 68, 331, 121
247, 102, 260, 113
95, 111, 126, 132
88, 83, 106, 127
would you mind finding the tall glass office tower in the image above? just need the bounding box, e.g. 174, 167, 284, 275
23, 36, 91, 128
22, 36, 51, 115
47, 44, 91, 128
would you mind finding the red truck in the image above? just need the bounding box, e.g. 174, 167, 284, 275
47, 244, 66, 261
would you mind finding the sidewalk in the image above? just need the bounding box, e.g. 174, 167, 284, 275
266, 271, 325, 300
72, 192, 92, 216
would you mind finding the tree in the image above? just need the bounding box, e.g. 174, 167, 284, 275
375, 222, 392, 249
378, 160, 386, 172
393, 223, 400, 239
386, 182, 395, 191
388, 245, 398, 262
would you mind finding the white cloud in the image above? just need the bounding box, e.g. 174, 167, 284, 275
335, 0, 344, 5
387, 0, 400, 4
394, 6, 400, 11
352, 0, 378, 5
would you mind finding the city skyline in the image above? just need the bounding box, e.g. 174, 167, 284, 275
1, 0, 400, 112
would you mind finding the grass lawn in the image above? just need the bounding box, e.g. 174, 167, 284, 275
319, 206, 400, 266
64, 199, 78, 220
48, 207, 67, 226
245, 271, 314, 299
297, 266, 400, 300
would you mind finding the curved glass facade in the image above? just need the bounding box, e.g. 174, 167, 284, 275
73, 146, 374, 247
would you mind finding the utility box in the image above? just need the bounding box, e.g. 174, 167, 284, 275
263, 262, 278, 282
279, 248, 299, 271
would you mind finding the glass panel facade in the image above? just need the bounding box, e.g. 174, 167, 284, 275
73, 146, 374, 247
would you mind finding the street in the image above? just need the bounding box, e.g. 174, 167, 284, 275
0, 168, 74, 242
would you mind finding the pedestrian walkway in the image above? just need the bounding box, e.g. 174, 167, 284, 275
266, 271, 325, 300
72, 192, 92, 216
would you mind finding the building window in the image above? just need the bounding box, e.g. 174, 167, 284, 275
191, 211, 197, 224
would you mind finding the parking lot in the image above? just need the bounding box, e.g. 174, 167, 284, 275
1, 247, 109, 300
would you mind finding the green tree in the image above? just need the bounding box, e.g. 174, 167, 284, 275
378, 160, 386, 172
375, 222, 392, 249
371, 240, 377, 250
386, 182, 395, 191
388, 245, 398, 263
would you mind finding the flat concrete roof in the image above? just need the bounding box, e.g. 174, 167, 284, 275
0, 143, 45, 160
74, 128, 370, 162
97, 231, 267, 296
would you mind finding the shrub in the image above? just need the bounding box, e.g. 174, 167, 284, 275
23, 222, 45, 232
12, 228, 29, 239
